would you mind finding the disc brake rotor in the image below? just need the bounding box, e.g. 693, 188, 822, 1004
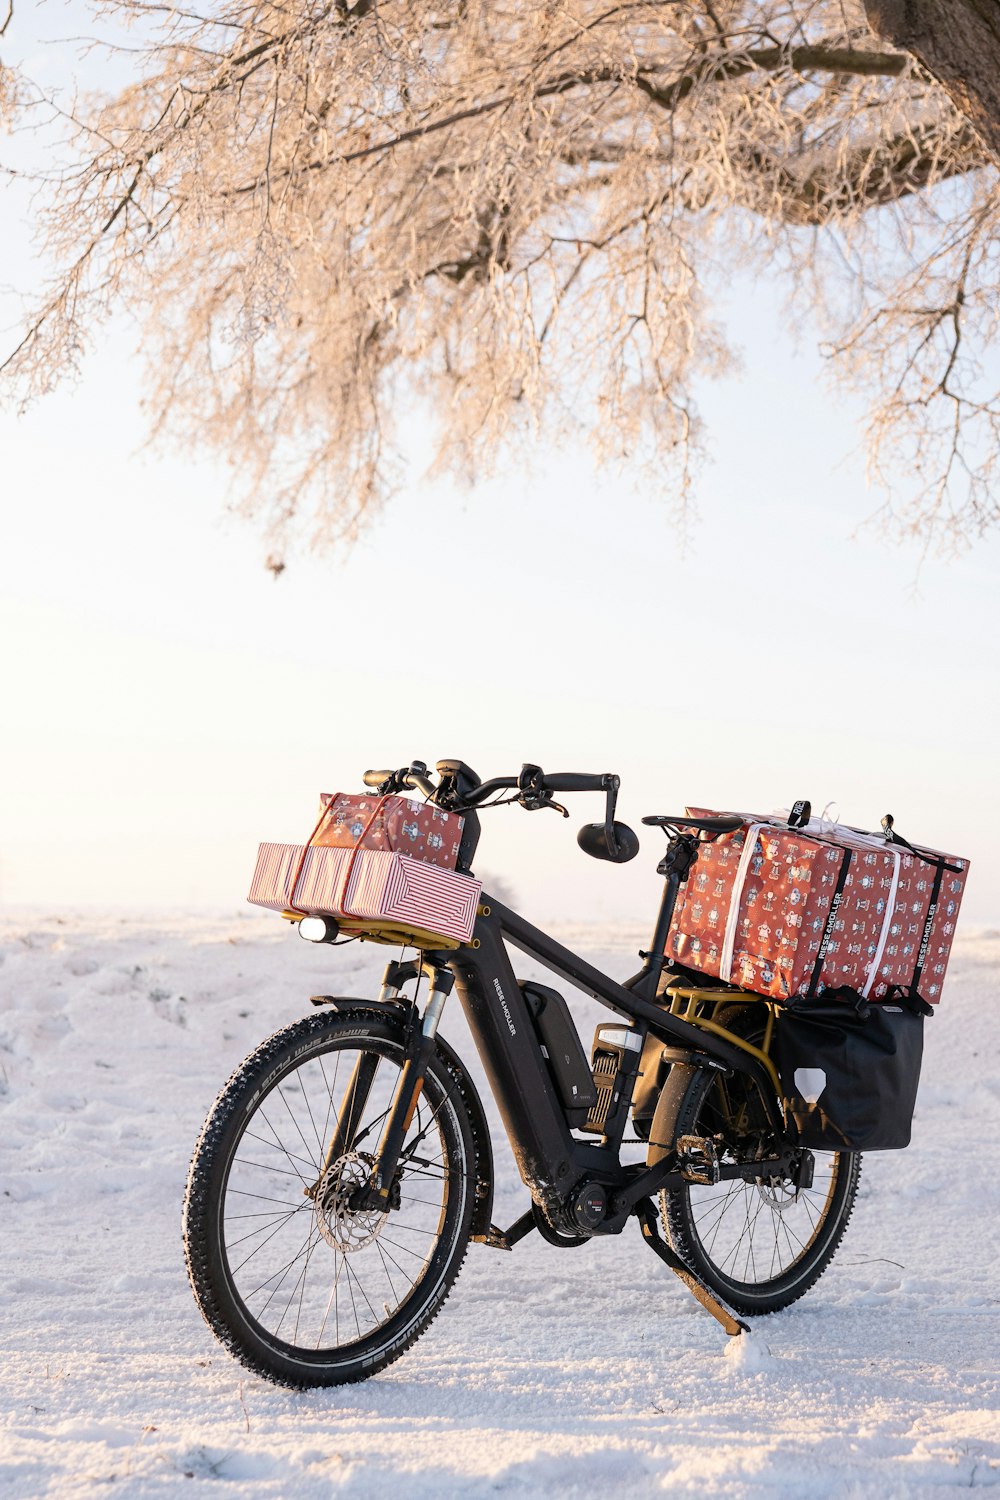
756, 1175, 800, 1212
314, 1152, 388, 1253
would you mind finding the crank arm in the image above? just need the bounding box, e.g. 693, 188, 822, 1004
472, 1207, 537, 1251
718, 1155, 797, 1182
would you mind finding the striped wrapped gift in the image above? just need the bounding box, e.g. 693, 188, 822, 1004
248, 842, 481, 946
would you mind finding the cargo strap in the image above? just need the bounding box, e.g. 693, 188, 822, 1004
287, 794, 390, 917
805, 848, 853, 998
882, 985, 935, 1018
880, 815, 963, 1002
881, 815, 964, 873
910, 859, 946, 999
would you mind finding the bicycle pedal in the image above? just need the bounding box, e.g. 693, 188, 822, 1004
677, 1135, 720, 1185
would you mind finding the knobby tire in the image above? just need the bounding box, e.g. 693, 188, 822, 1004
183, 1009, 477, 1387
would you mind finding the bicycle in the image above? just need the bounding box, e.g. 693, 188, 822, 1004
183, 759, 861, 1386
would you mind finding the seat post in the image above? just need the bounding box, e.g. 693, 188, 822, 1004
645, 835, 699, 977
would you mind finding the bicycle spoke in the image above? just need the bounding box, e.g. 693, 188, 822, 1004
299, 1059, 330, 1162
344, 1254, 382, 1331
378, 1233, 432, 1263
276, 1081, 323, 1175
225, 1203, 309, 1251
251, 1109, 315, 1185
233, 1153, 310, 1181
343, 1255, 362, 1339
241, 1129, 318, 1174
226, 1186, 302, 1209
315, 1248, 347, 1349
374, 1238, 408, 1305
293, 1221, 325, 1344
380, 1219, 441, 1238
275, 1219, 321, 1341
243, 1223, 317, 1308
230, 1207, 316, 1278
315, 1048, 341, 1161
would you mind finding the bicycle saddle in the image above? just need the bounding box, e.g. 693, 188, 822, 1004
641, 813, 744, 836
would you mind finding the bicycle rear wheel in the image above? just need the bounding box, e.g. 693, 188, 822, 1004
183, 1008, 477, 1386
647, 1007, 860, 1315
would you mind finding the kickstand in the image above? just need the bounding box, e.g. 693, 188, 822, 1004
635, 1199, 749, 1337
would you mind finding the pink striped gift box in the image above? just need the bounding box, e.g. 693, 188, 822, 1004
248, 842, 481, 946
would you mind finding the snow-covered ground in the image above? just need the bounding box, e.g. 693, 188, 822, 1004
0, 910, 998, 1498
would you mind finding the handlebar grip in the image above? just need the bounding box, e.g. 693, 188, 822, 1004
542, 772, 611, 793
404, 772, 437, 798
363, 769, 392, 788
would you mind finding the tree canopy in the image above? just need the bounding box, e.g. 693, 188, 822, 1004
2, 1, 999, 554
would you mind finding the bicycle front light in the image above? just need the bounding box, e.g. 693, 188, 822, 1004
298, 915, 340, 944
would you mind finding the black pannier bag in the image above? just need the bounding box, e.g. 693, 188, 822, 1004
774, 988, 931, 1152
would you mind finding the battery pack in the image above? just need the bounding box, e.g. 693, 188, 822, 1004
521, 981, 598, 1127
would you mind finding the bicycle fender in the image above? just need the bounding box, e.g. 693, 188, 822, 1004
309, 994, 413, 1016
646, 1054, 785, 1168
308, 994, 495, 1237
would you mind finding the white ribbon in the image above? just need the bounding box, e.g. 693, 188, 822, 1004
720, 823, 768, 983
815, 800, 839, 836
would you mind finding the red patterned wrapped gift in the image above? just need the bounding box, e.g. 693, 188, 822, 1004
248, 842, 481, 946
667, 813, 968, 1004
312, 793, 464, 870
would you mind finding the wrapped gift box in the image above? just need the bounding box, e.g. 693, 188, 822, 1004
313, 793, 464, 870
667, 812, 968, 1004
248, 841, 481, 946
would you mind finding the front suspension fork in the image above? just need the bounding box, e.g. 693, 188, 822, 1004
322, 960, 455, 1210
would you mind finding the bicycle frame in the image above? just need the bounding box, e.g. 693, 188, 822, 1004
345, 865, 789, 1240
446, 889, 787, 1216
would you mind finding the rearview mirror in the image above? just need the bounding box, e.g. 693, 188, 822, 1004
577, 821, 640, 864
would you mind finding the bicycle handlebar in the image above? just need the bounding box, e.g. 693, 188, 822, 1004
362, 763, 615, 809
541, 772, 613, 793
361, 760, 636, 862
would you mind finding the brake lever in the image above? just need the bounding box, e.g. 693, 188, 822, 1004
517, 791, 569, 817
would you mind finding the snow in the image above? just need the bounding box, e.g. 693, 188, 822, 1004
1, 910, 998, 1498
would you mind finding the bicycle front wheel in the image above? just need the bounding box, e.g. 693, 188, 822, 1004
183, 1008, 478, 1386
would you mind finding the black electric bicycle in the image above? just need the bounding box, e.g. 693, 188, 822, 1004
183, 759, 861, 1386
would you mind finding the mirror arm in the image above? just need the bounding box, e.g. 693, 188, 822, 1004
601, 774, 621, 856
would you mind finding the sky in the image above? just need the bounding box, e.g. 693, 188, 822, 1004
2, 7, 998, 932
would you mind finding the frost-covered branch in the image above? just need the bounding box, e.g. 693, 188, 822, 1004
1, 0, 998, 554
